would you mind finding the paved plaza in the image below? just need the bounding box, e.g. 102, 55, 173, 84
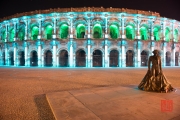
0, 67, 180, 120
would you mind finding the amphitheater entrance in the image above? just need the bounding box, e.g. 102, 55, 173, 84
166, 51, 171, 66
76, 49, 86, 67
175, 52, 179, 66
19, 51, 25, 66
141, 50, 148, 66
9, 51, 14, 65
109, 50, 119, 67
126, 50, 134, 67
93, 50, 102, 67
30, 51, 38, 66
2, 52, 5, 65
45, 50, 52, 67
59, 50, 68, 67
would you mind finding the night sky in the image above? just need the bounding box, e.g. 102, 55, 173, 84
0, 0, 180, 21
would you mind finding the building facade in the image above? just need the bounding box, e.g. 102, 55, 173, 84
0, 7, 180, 67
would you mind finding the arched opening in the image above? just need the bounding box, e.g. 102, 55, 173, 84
165, 27, 170, 42
31, 26, 39, 40
153, 26, 161, 41
9, 28, 15, 42
19, 51, 25, 66
45, 50, 52, 67
60, 24, 69, 39
109, 50, 119, 67
59, 50, 68, 67
141, 50, 148, 66
110, 24, 119, 39
9, 51, 14, 65
166, 51, 171, 66
18, 27, 25, 41
126, 50, 134, 67
45, 25, 53, 39
140, 26, 148, 40
93, 24, 102, 39
174, 29, 178, 42
93, 50, 102, 67
76, 24, 85, 38
175, 52, 179, 66
1, 30, 6, 42
126, 25, 135, 40
2, 52, 5, 65
30, 51, 38, 66
76, 49, 86, 67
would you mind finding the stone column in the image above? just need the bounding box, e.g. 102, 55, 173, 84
24, 19, 28, 40
5, 23, 8, 42
87, 17, 91, 38
151, 41, 155, 55
24, 41, 28, 66
53, 17, 57, 39
69, 39, 73, 67
172, 43, 176, 66
38, 19, 42, 39
37, 41, 42, 67
13, 20, 17, 41
137, 17, 141, 39
105, 16, 108, 38
150, 20, 154, 40
5, 44, 8, 65
70, 17, 73, 38
56, 55, 59, 67
121, 40, 126, 67
52, 40, 57, 67
104, 39, 109, 67
13, 43, 17, 66
163, 42, 167, 67
87, 39, 91, 68
162, 21, 166, 41
136, 41, 142, 67
121, 16, 125, 39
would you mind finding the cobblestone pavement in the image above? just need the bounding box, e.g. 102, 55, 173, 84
0, 67, 180, 120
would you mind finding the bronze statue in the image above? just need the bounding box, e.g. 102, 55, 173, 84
138, 50, 175, 93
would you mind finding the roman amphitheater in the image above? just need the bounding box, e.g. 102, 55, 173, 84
0, 7, 180, 68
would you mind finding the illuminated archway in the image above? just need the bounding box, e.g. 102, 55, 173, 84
76, 24, 85, 38
126, 25, 135, 40
60, 24, 69, 39
165, 27, 170, 42
30, 51, 38, 66
153, 26, 161, 41
93, 24, 102, 39
31, 26, 39, 40
109, 50, 119, 67
126, 50, 134, 67
175, 52, 179, 66
109, 24, 119, 39
45, 25, 53, 39
140, 26, 148, 40
141, 50, 148, 66
76, 49, 86, 67
59, 50, 68, 67
166, 51, 171, 66
18, 27, 25, 41
9, 29, 15, 42
45, 50, 52, 66
9, 51, 14, 65
93, 50, 102, 67
174, 29, 178, 42
18, 51, 25, 66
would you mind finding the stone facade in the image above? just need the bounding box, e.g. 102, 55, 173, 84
0, 7, 180, 67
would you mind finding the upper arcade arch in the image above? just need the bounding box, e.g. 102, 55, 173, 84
76, 24, 85, 39
45, 24, 53, 40
31, 26, 39, 40
18, 25, 25, 41
126, 24, 135, 40
59, 24, 69, 39
9, 28, 15, 42
165, 27, 171, 42
140, 26, 148, 40
109, 24, 119, 39
153, 26, 161, 41
93, 23, 103, 39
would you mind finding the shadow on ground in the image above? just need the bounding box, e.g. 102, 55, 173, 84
34, 94, 55, 120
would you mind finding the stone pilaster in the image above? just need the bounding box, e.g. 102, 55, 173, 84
121, 40, 126, 67
87, 39, 91, 68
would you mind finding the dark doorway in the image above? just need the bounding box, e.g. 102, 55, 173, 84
76, 49, 86, 67
19, 51, 25, 66
109, 50, 119, 67
93, 50, 102, 67
2, 52, 5, 65
166, 51, 171, 66
30, 51, 38, 66
9, 51, 14, 65
141, 50, 148, 66
126, 50, 134, 67
80, 32, 85, 38
45, 50, 52, 67
175, 52, 179, 66
59, 50, 68, 67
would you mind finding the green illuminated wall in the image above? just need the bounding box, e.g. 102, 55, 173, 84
140, 26, 148, 40
153, 26, 161, 41
110, 24, 119, 39
31, 26, 39, 40
45, 25, 53, 39
9, 28, 15, 42
93, 24, 102, 39
76, 24, 85, 38
18, 27, 25, 41
174, 29, 178, 42
126, 25, 135, 40
60, 24, 68, 39
165, 27, 170, 42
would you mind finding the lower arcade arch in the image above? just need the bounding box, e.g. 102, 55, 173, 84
45, 50, 52, 67
9, 51, 14, 65
93, 50, 102, 67
141, 50, 148, 66
59, 50, 68, 67
18, 51, 25, 66
126, 50, 134, 67
76, 49, 86, 67
175, 52, 179, 66
30, 51, 38, 66
109, 50, 119, 67
166, 51, 171, 66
